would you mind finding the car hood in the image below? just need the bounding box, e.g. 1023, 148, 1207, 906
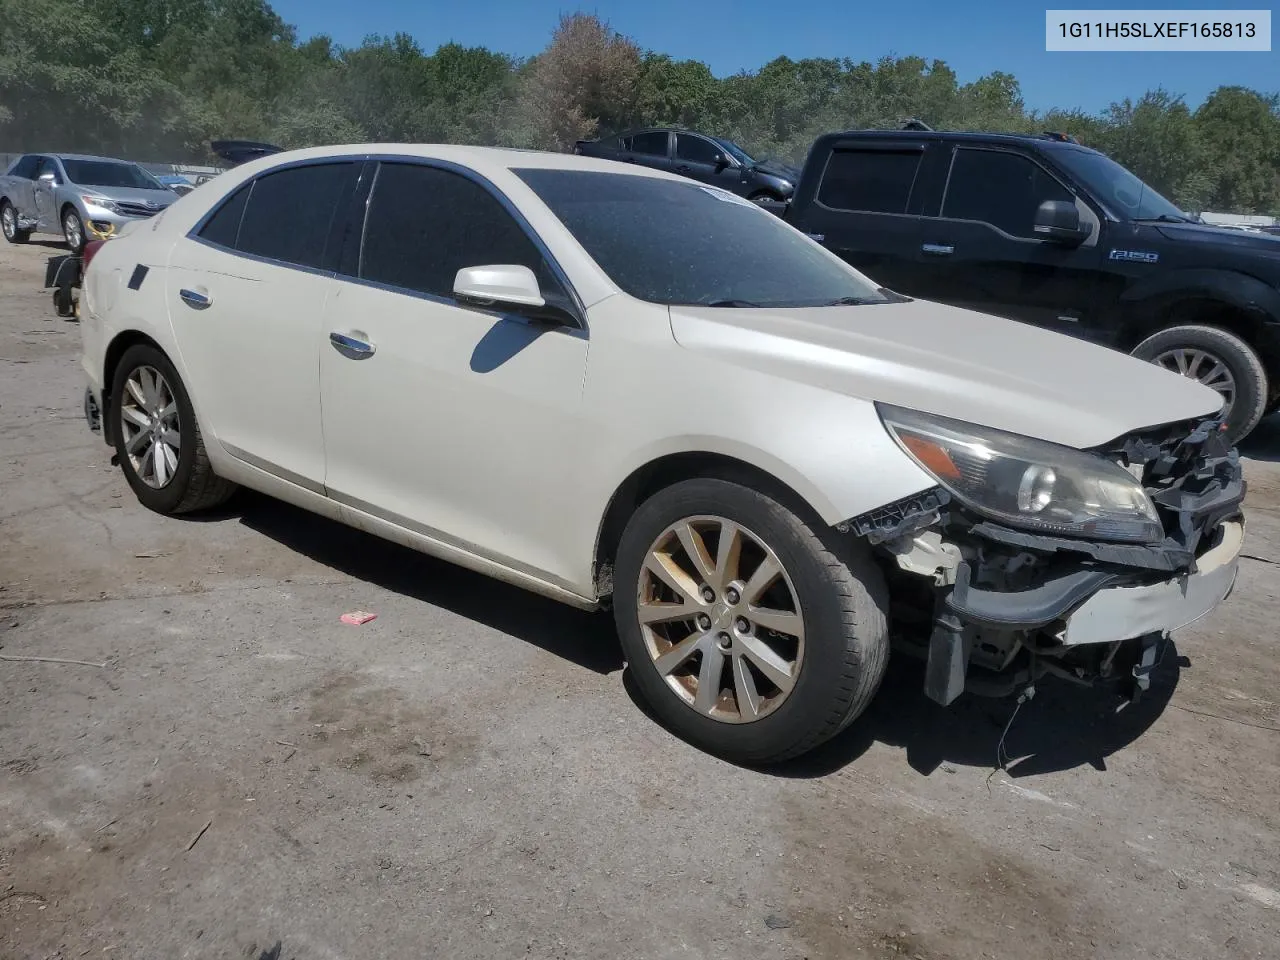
76, 186, 176, 205
750, 161, 799, 182
668, 298, 1223, 450
1155, 221, 1280, 255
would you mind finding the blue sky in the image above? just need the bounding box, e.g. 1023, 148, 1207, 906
269, 0, 1278, 115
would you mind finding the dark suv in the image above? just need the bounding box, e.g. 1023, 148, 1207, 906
778, 129, 1280, 443
573, 127, 798, 204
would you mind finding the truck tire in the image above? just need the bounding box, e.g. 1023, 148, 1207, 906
612, 477, 890, 765
1, 201, 31, 243
1131, 325, 1268, 445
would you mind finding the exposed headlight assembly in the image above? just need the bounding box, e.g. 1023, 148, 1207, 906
878, 404, 1162, 544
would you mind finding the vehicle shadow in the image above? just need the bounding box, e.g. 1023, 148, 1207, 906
760, 645, 1183, 779
204, 490, 623, 675
189, 491, 1180, 778
1240, 413, 1280, 464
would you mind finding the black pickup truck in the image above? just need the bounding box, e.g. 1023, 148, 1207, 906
574, 127, 799, 204
771, 128, 1280, 443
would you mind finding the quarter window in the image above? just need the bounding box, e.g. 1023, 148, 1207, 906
197, 182, 251, 250
234, 162, 357, 270
358, 162, 562, 301
817, 149, 922, 213
942, 148, 1075, 238
630, 132, 669, 157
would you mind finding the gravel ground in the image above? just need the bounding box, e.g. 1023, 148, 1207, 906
1, 237, 1278, 960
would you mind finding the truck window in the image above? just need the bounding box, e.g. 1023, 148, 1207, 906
630, 132, 669, 157
816, 149, 922, 214
942, 148, 1074, 239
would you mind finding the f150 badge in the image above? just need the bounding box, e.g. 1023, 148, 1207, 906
1109, 249, 1160, 263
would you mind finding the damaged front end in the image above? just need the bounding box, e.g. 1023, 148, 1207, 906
848, 412, 1246, 706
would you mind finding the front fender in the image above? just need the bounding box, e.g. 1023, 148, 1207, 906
1120, 268, 1280, 325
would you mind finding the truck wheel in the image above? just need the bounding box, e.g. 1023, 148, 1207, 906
1131, 325, 1268, 445
1, 201, 30, 243
612, 477, 890, 764
110, 344, 237, 515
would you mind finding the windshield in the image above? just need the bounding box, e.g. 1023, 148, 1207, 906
711, 137, 755, 166
60, 159, 165, 191
515, 169, 890, 308
1054, 147, 1186, 221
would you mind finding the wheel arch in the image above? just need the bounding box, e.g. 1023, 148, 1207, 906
1116, 270, 1280, 397
591, 450, 836, 599
101, 330, 166, 446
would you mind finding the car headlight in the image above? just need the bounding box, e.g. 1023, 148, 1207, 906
82, 195, 120, 213
878, 403, 1162, 544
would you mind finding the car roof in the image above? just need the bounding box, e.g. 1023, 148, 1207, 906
231, 143, 694, 183
50, 153, 140, 164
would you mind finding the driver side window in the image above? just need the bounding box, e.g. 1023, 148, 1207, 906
357, 162, 566, 303
675, 135, 722, 166
33, 157, 58, 183
941, 148, 1074, 239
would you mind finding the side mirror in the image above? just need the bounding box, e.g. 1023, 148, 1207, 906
37, 171, 57, 185
454, 264, 546, 309
1034, 199, 1088, 244
713, 152, 729, 171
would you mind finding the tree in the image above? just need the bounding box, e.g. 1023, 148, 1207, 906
1195, 87, 1280, 213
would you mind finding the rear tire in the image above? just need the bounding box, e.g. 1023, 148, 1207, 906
1131, 324, 1268, 445
613, 477, 890, 765
1, 201, 30, 243
110, 344, 236, 514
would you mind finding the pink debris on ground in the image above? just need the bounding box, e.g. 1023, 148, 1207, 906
340, 611, 377, 625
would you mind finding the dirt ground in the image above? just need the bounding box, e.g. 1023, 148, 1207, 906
1, 236, 1277, 960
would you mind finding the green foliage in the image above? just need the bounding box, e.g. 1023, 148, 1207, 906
1, 2, 1277, 213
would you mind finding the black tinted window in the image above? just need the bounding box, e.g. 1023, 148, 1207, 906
236, 162, 356, 269
943, 149, 1074, 238
515, 169, 889, 308
630, 132, 668, 157
359, 162, 559, 300
817, 149, 922, 213
34, 157, 58, 181
197, 183, 251, 249
11, 155, 39, 179
676, 135, 722, 165
61, 159, 160, 189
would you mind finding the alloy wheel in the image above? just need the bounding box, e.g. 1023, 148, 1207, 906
1151, 347, 1236, 411
119, 366, 182, 489
63, 212, 82, 250
636, 515, 805, 723
1, 205, 14, 240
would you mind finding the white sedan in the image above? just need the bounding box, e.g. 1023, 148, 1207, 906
79, 145, 1245, 763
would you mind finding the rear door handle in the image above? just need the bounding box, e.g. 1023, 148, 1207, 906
329, 331, 376, 357
179, 288, 211, 309
921, 243, 955, 256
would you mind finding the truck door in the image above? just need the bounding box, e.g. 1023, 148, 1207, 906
909, 145, 1106, 338
797, 138, 931, 294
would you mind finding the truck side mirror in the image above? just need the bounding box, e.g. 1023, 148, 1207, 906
1034, 199, 1089, 245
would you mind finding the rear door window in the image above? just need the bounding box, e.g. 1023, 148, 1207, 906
234, 162, 359, 270
357, 161, 564, 301
10, 155, 39, 179
630, 132, 670, 157
817, 149, 923, 213
941, 148, 1075, 238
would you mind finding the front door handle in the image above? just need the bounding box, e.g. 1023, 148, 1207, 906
179, 288, 211, 309
921, 243, 955, 256
329, 331, 376, 357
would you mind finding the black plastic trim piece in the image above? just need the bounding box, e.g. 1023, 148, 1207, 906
127, 264, 148, 290
945, 561, 1123, 629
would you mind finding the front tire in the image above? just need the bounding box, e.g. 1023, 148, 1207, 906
62, 207, 85, 252
1131, 325, 1268, 445
110, 344, 236, 514
1, 201, 30, 243
613, 478, 890, 764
